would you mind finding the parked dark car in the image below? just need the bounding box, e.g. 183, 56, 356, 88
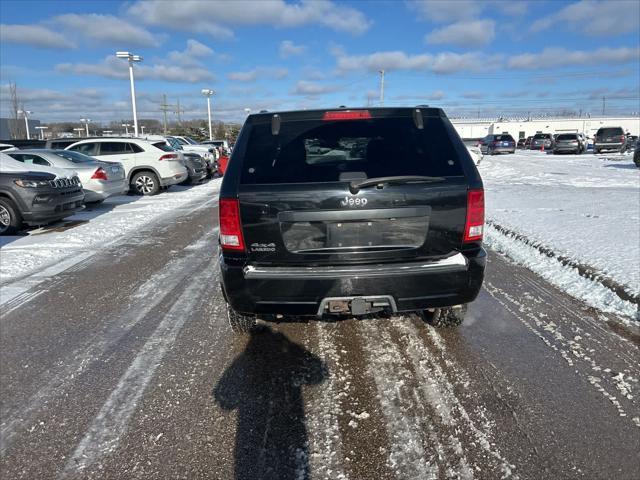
530, 133, 553, 150
517, 138, 527, 149
479, 134, 516, 155
181, 152, 208, 185
553, 133, 584, 154
219, 107, 486, 333
634, 138, 640, 168
523, 136, 533, 149
0, 170, 84, 235
594, 127, 627, 153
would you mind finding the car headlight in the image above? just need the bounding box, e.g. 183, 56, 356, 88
14, 179, 50, 188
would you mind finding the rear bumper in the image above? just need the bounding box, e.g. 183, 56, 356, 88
160, 171, 188, 187
594, 143, 624, 150
84, 179, 128, 201
220, 249, 486, 316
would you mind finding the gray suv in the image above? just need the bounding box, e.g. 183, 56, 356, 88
594, 127, 627, 154
0, 170, 84, 234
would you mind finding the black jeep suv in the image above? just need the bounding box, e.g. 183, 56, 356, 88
219, 107, 486, 332
0, 171, 84, 235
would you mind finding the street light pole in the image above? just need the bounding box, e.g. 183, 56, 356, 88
35, 126, 48, 140
17, 110, 32, 139
116, 52, 143, 137
122, 123, 131, 135
201, 89, 214, 141
80, 118, 90, 137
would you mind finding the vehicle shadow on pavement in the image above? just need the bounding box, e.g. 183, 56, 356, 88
213, 325, 327, 480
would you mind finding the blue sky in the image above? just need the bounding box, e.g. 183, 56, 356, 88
1, 0, 638, 124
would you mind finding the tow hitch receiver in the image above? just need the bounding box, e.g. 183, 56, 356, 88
319, 296, 398, 317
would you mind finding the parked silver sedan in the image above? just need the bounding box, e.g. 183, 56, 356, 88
4, 150, 127, 202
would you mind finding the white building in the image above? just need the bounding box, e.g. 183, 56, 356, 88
452, 116, 640, 141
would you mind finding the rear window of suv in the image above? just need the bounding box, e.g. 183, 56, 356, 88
240, 115, 464, 184
493, 135, 514, 141
597, 127, 624, 137
533, 133, 551, 139
556, 134, 578, 140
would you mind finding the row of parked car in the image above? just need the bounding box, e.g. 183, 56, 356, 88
477, 127, 639, 158
0, 135, 231, 235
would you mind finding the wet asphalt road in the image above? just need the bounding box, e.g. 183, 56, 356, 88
1, 199, 639, 480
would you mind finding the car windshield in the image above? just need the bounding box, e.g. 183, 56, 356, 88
533, 134, 550, 139
240, 115, 463, 184
495, 135, 514, 141
182, 137, 198, 145
51, 150, 97, 163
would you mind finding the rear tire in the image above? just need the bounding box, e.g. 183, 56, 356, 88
131, 171, 160, 196
0, 197, 21, 235
226, 304, 256, 334
420, 304, 467, 328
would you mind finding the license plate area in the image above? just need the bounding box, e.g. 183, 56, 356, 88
281, 216, 429, 253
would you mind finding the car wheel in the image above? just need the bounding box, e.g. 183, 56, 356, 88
226, 304, 256, 334
0, 198, 22, 235
419, 304, 467, 328
131, 171, 160, 196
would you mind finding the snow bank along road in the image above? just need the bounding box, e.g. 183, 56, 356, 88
1, 181, 638, 480
480, 151, 639, 321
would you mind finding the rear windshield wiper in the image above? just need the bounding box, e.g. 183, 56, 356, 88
349, 175, 445, 194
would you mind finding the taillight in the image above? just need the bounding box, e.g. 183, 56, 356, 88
159, 153, 178, 161
323, 110, 371, 121
219, 198, 245, 252
91, 167, 108, 180
464, 189, 484, 243
621, 135, 626, 143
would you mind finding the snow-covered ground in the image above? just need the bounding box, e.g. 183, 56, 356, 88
0, 180, 221, 302
480, 150, 639, 319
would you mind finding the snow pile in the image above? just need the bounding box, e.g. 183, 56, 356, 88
480, 151, 639, 319
0, 180, 221, 285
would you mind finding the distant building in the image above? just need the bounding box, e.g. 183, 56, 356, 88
451, 116, 640, 141
0, 117, 42, 140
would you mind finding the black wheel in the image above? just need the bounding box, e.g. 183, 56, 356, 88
633, 151, 640, 168
131, 171, 160, 196
226, 304, 256, 334
0, 197, 22, 235
419, 304, 467, 328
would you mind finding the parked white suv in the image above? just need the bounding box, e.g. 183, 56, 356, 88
65, 138, 187, 195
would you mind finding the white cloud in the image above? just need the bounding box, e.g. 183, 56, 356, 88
407, 0, 482, 22
509, 47, 640, 69
127, 0, 371, 37
279, 40, 306, 58
0, 24, 75, 49
291, 80, 339, 95
425, 19, 495, 47
333, 49, 502, 75
228, 67, 288, 82
166, 39, 227, 67
335, 51, 432, 73
461, 91, 484, 99
531, 0, 639, 36
52, 14, 159, 47
428, 90, 446, 100
56, 54, 215, 83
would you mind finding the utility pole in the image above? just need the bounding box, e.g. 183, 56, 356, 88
174, 98, 184, 125
379, 70, 385, 106
602, 96, 605, 116
159, 94, 171, 134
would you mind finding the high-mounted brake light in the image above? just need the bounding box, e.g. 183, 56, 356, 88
90, 167, 108, 180
219, 198, 245, 252
159, 153, 178, 161
464, 189, 484, 243
323, 110, 372, 121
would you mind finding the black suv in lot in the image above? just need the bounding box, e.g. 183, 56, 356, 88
219, 107, 486, 332
0, 171, 84, 235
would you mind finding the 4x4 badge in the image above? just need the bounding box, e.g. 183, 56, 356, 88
340, 196, 368, 207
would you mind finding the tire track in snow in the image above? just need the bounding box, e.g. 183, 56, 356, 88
395, 319, 516, 479
61, 259, 219, 477
304, 323, 349, 480
360, 320, 440, 480
0, 230, 218, 454
485, 282, 639, 425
